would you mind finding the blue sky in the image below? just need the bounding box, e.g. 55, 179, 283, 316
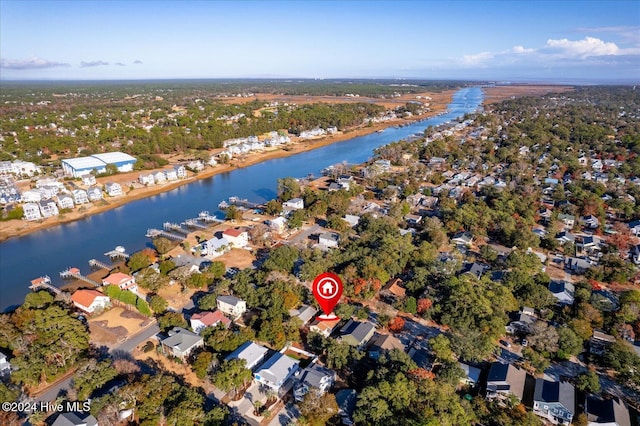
1, 1, 638, 82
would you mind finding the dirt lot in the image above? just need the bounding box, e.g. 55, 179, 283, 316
483, 84, 574, 104
88, 306, 152, 347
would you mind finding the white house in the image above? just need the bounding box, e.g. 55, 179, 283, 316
190, 310, 230, 333
72, 189, 89, 204
174, 164, 187, 178
283, 198, 304, 210
532, 379, 575, 425
82, 175, 97, 186
164, 169, 178, 181
202, 236, 230, 257
153, 171, 167, 184
23, 203, 42, 221
254, 352, 300, 392
139, 174, 155, 186
268, 216, 287, 233
160, 327, 204, 360
222, 228, 249, 248
104, 182, 123, 197
71, 289, 111, 314
87, 186, 103, 201
102, 272, 137, 292
0, 351, 12, 378
319, 232, 339, 248
225, 341, 269, 371
548, 281, 575, 305
294, 364, 336, 402
39, 200, 59, 218
216, 295, 247, 319
57, 193, 75, 210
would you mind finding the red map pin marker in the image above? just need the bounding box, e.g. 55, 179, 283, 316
312, 272, 343, 319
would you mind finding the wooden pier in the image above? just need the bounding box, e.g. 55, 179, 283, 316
146, 228, 185, 241
29, 276, 62, 295
199, 211, 223, 223
183, 218, 209, 230
89, 259, 112, 270
226, 196, 262, 209
104, 246, 129, 260
59, 268, 100, 287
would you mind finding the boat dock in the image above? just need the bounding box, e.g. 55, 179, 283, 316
223, 196, 262, 209
198, 211, 223, 223
163, 222, 191, 235
59, 267, 100, 287
29, 275, 61, 295
104, 246, 129, 260
88, 259, 112, 270
183, 218, 209, 229
146, 228, 185, 241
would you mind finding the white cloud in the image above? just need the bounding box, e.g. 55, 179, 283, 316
0, 56, 70, 70
544, 36, 619, 58
80, 60, 110, 68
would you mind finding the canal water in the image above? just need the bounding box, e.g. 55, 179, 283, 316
0, 87, 484, 311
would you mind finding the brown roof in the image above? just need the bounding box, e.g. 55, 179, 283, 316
223, 228, 245, 237
192, 310, 231, 326
310, 317, 341, 332
71, 289, 108, 309
383, 278, 406, 297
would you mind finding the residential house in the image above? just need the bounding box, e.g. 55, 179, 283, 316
139, 173, 155, 185
577, 235, 601, 256
582, 215, 600, 229
461, 262, 487, 279
104, 182, 122, 197
0, 351, 11, 378
102, 272, 137, 292
459, 362, 481, 387
590, 330, 616, 356
342, 214, 360, 228
548, 281, 575, 305
39, 200, 59, 218
565, 257, 592, 274
283, 198, 304, 210
21, 190, 42, 203
71, 289, 111, 314
57, 193, 75, 210
201, 236, 230, 257
380, 278, 406, 301
254, 352, 300, 392
190, 310, 230, 333
339, 319, 376, 349
186, 160, 205, 172
506, 307, 538, 334
23, 203, 42, 221
585, 395, 631, 426
72, 189, 89, 204
368, 333, 405, 359
174, 164, 187, 179
86, 186, 103, 201
319, 232, 339, 248
532, 379, 575, 425
50, 412, 98, 426
289, 305, 318, 325
164, 169, 178, 181
451, 231, 473, 246
556, 231, 576, 245
216, 295, 247, 319
268, 217, 287, 233
558, 214, 576, 229
222, 228, 249, 248
82, 175, 96, 186
485, 362, 527, 402
309, 316, 341, 337
153, 171, 167, 184
225, 341, 269, 371
293, 364, 336, 402
405, 214, 423, 226
160, 327, 204, 360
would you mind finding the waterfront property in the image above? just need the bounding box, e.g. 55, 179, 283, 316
102, 272, 137, 292
71, 289, 111, 314
61, 152, 137, 178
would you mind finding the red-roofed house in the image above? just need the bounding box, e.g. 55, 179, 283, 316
222, 228, 249, 248
71, 289, 111, 314
190, 310, 231, 333
102, 272, 137, 292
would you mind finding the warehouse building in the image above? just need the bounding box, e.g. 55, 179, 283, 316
61, 152, 137, 178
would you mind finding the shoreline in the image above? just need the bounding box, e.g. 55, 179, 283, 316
0, 91, 456, 243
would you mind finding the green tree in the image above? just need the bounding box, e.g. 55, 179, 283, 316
575, 370, 601, 393
153, 237, 174, 255
213, 358, 252, 395
278, 177, 301, 201
207, 261, 226, 279
193, 351, 214, 379
149, 294, 168, 313
73, 360, 117, 400
262, 245, 299, 273
22, 291, 54, 309
158, 311, 188, 332
127, 251, 152, 272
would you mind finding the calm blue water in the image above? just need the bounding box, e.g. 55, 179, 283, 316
0, 87, 483, 311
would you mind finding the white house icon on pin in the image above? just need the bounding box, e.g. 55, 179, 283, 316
321, 281, 334, 295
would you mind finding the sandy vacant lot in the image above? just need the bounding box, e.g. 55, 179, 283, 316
89, 306, 152, 347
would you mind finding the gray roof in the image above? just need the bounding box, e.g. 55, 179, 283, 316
225, 341, 269, 370
50, 412, 98, 426
289, 305, 318, 324
255, 352, 299, 386
533, 379, 575, 414
487, 362, 527, 400
586, 395, 631, 426
340, 319, 376, 346
161, 327, 203, 353
459, 362, 482, 383
217, 295, 243, 306
369, 333, 405, 352
298, 364, 335, 389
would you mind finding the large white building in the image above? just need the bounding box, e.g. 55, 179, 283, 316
61, 152, 137, 178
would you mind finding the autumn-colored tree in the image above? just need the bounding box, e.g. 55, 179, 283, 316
388, 316, 405, 333
606, 222, 632, 254
407, 368, 435, 381
417, 298, 433, 314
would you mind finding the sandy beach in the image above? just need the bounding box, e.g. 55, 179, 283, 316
0, 85, 572, 243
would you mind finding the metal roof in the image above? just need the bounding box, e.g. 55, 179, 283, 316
91, 152, 136, 164
62, 157, 106, 170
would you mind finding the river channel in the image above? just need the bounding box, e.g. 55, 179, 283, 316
0, 87, 484, 311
